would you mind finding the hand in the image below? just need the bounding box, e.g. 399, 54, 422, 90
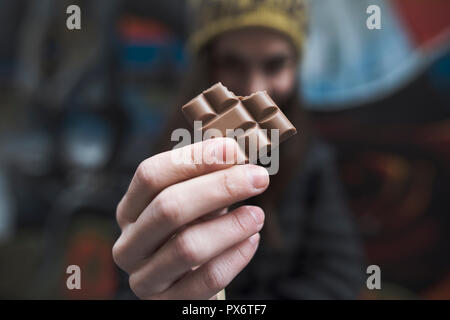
112, 137, 269, 299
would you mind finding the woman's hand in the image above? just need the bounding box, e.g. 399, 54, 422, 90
112, 137, 269, 299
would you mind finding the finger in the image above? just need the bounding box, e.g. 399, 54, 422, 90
117, 137, 246, 229
162, 207, 229, 257
196, 207, 228, 223
128, 206, 264, 297
114, 165, 269, 271
153, 233, 261, 300
179, 207, 229, 234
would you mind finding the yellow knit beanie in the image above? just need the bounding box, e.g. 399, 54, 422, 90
187, 0, 308, 55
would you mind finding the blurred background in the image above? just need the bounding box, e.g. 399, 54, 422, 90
0, 0, 449, 299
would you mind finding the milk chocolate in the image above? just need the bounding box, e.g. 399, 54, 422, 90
181, 82, 297, 160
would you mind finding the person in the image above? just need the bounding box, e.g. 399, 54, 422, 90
112, 0, 365, 299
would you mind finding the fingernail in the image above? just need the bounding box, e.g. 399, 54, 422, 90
248, 206, 264, 226
248, 165, 269, 189
249, 233, 260, 245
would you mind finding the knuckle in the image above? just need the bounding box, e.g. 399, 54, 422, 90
112, 237, 128, 270
128, 266, 161, 299
152, 193, 182, 227
174, 231, 201, 266
203, 266, 226, 292
136, 158, 159, 191
129, 273, 147, 299
221, 170, 239, 198
230, 210, 252, 234
115, 197, 128, 229
190, 143, 200, 165
236, 241, 255, 263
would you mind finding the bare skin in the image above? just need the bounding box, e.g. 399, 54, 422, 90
113, 28, 298, 300
210, 27, 298, 107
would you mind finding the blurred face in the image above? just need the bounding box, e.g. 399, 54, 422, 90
209, 27, 298, 108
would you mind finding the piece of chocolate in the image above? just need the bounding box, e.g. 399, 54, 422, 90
182, 82, 297, 160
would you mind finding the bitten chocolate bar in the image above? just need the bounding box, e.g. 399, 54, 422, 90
181, 82, 296, 160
